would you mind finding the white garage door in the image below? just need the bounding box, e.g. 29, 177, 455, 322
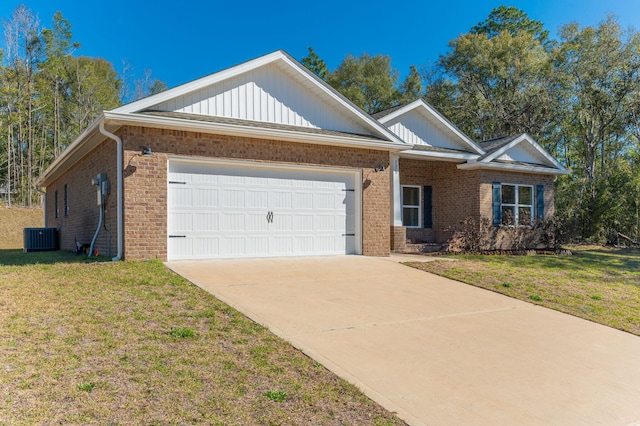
167, 159, 361, 260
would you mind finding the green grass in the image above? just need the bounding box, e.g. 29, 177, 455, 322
408, 246, 640, 336
0, 249, 406, 425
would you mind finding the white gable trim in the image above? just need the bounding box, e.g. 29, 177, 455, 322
481, 133, 567, 172
377, 99, 484, 155
113, 50, 406, 146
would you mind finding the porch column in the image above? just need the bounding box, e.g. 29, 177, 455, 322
389, 153, 406, 252
390, 153, 403, 226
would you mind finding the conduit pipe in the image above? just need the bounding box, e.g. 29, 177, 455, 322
88, 203, 104, 257
99, 121, 124, 261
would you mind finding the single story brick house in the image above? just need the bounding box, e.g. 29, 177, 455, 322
36, 50, 568, 261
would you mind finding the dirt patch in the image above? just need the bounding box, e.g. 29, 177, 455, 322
0, 206, 43, 249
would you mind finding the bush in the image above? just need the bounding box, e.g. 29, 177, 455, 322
445, 217, 560, 253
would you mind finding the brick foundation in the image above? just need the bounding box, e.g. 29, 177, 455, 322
390, 226, 406, 252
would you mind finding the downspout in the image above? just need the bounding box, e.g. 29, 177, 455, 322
99, 121, 124, 261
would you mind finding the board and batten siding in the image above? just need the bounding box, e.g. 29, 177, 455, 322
496, 143, 545, 164
152, 63, 367, 135
383, 110, 468, 150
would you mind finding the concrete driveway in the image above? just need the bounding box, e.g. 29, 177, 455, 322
166, 255, 640, 426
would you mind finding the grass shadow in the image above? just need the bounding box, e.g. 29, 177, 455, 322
572, 248, 640, 272
0, 249, 106, 266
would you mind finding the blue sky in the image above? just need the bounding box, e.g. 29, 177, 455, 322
1, 1, 639, 89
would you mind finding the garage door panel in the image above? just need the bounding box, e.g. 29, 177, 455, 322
193, 237, 219, 258
193, 188, 218, 207
169, 186, 192, 206
193, 213, 219, 232
245, 213, 269, 231
222, 189, 245, 208
272, 214, 293, 231
171, 212, 193, 232
271, 191, 292, 208
222, 213, 245, 231
168, 161, 360, 260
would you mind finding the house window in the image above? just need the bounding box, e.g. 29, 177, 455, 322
402, 186, 421, 228
501, 184, 533, 226
54, 190, 59, 219
64, 184, 69, 217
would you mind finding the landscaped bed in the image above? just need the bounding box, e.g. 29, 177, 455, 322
407, 246, 640, 336
0, 250, 405, 425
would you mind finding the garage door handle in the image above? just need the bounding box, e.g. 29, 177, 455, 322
169, 235, 186, 238
266, 211, 274, 223
342, 233, 355, 237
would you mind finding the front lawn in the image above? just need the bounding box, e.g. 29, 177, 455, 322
408, 246, 640, 336
0, 250, 405, 425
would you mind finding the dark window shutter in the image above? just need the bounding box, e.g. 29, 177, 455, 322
536, 184, 545, 221
492, 182, 501, 226
424, 186, 433, 229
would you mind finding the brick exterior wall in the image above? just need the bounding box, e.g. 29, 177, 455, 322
119, 125, 391, 260
390, 226, 406, 252
399, 159, 480, 243
45, 141, 117, 256
478, 170, 556, 221
399, 159, 556, 244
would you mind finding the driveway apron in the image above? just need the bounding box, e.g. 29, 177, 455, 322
166, 255, 640, 426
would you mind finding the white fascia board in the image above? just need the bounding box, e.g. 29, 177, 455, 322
36, 114, 107, 187
399, 149, 479, 162
481, 133, 568, 173
457, 160, 570, 175
378, 99, 484, 155
104, 112, 411, 152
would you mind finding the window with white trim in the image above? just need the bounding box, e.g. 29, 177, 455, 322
402, 185, 421, 228
501, 184, 533, 226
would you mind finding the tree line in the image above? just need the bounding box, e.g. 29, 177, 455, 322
1, 5, 637, 244
303, 7, 640, 243
0, 5, 165, 207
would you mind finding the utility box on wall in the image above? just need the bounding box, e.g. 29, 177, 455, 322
23, 228, 59, 252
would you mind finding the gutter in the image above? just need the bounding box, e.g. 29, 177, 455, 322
98, 121, 124, 261
104, 111, 411, 152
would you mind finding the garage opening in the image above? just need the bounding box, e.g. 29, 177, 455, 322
167, 159, 361, 260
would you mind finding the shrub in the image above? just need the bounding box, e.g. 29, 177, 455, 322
445, 217, 561, 253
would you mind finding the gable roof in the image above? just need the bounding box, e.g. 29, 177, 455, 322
112, 50, 406, 146
458, 133, 569, 175
375, 99, 485, 159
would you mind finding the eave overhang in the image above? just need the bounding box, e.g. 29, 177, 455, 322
105, 111, 411, 151
457, 160, 570, 176
35, 114, 122, 188
399, 149, 478, 163
36, 112, 412, 189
